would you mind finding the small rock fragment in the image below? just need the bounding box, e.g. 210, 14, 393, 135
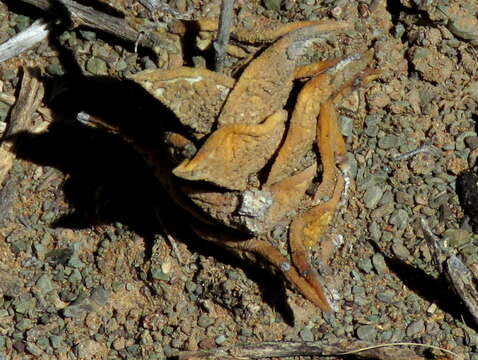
392, 241, 411, 259
372, 253, 388, 274
299, 327, 314, 341
356, 325, 377, 341
215, 335, 227, 345
410, 46, 453, 83
378, 135, 400, 150
406, 319, 425, 337
357, 257, 373, 274
86, 57, 108, 75
197, 314, 214, 328
363, 185, 384, 209
389, 208, 409, 231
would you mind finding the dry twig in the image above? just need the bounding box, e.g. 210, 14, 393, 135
421, 218, 478, 327
391, 142, 437, 161
137, 0, 193, 21
176, 339, 459, 360
16, 0, 176, 52
4, 69, 44, 142
0, 68, 45, 221
214, 0, 235, 72
0, 19, 50, 63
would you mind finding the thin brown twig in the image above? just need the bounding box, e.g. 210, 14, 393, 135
4, 68, 44, 144
176, 339, 458, 360
214, 0, 235, 72
421, 218, 478, 327
0, 68, 44, 221
16, 0, 175, 52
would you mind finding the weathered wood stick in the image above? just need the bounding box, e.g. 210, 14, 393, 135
0, 68, 45, 221
214, 0, 234, 72
422, 218, 478, 327
0, 19, 50, 63
16, 0, 172, 51
4, 68, 44, 140
176, 340, 427, 360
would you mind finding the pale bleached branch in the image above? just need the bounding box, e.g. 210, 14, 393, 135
0, 19, 50, 63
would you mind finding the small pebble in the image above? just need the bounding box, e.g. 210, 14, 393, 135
49, 335, 63, 349
368, 222, 381, 242
410, 46, 453, 82
356, 325, 377, 341
394, 23, 406, 38
299, 327, 314, 342
16, 318, 33, 331
357, 257, 373, 274
79, 30, 97, 41
46, 63, 64, 76
116, 60, 128, 72
352, 286, 365, 295
151, 267, 170, 281
427, 303, 437, 314
215, 335, 227, 345
465, 136, 478, 150
339, 116, 353, 137
197, 314, 214, 328
227, 270, 240, 280
430, 193, 449, 209
395, 191, 413, 206
378, 135, 400, 150
185, 280, 197, 293
406, 320, 425, 337
389, 208, 409, 231
372, 253, 387, 274
14, 15, 30, 32
126, 283, 136, 291
90, 287, 109, 306
263, 0, 281, 11
198, 338, 216, 350
36, 274, 54, 294
376, 290, 395, 304
390, 328, 405, 342
86, 57, 108, 75
77, 339, 104, 358
442, 229, 472, 248
13, 294, 36, 314
381, 329, 393, 341
26, 342, 43, 356
363, 185, 384, 209
142, 56, 157, 70
63, 303, 88, 318
456, 131, 477, 151
69, 269, 82, 283
392, 241, 411, 259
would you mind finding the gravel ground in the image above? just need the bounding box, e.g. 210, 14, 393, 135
1, 0, 478, 359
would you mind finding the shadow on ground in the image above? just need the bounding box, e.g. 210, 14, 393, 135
2, 2, 297, 323
370, 241, 478, 332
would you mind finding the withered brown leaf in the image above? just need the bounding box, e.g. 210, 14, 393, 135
130, 67, 235, 136
173, 110, 287, 190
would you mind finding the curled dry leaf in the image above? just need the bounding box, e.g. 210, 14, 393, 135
217, 22, 353, 127
173, 110, 287, 190
130, 67, 235, 137
117, 20, 376, 311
